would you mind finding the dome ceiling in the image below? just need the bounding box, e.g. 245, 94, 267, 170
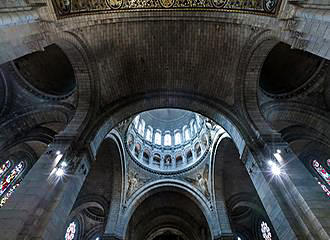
126, 108, 225, 174
141, 109, 195, 132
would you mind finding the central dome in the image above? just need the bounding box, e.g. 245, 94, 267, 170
142, 109, 194, 131
126, 109, 224, 174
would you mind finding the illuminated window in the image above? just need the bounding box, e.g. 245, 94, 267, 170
175, 132, 182, 145
0, 181, 21, 207
184, 128, 190, 141
260, 221, 272, 240
312, 160, 330, 185
164, 134, 172, 146
0, 160, 11, 178
312, 160, 330, 198
138, 120, 145, 136
193, 122, 198, 134
155, 132, 161, 145
65, 221, 77, 240
0, 161, 24, 196
145, 128, 152, 142
318, 181, 330, 197
133, 115, 140, 129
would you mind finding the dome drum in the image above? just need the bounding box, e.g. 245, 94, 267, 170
126, 110, 215, 174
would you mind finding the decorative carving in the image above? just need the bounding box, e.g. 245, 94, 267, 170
107, 0, 123, 9
263, 0, 277, 12
184, 164, 210, 199
159, 0, 175, 8
212, 0, 226, 8
52, 0, 280, 17
126, 170, 150, 199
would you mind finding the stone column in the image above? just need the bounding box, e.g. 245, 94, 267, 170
0, 136, 91, 240
269, 142, 330, 239
245, 140, 330, 239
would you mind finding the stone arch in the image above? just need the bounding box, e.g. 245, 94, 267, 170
122, 181, 214, 240
12, 44, 76, 98
0, 104, 72, 150
235, 30, 281, 137
74, 130, 125, 239
45, 31, 96, 139
0, 127, 55, 153
0, 69, 11, 117
212, 137, 278, 239
87, 93, 249, 159
260, 101, 330, 140
280, 125, 330, 148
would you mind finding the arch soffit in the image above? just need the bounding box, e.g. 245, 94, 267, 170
235, 30, 281, 137
0, 143, 38, 170
280, 125, 330, 147
87, 93, 249, 160
122, 180, 217, 239
0, 126, 55, 153
261, 101, 330, 139
44, 31, 97, 139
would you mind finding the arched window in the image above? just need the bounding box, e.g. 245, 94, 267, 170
155, 131, 161, 145
133, 115, 140, 129
0, 161, 25, 208
312, 160, 330, 185
176, 155, 183, 166
138, 120, 145, 136
164, 134, 172, 146
164, 155, 172, 167
0, 161, 24, 196
153, 153, 161, 166
193, 122, 198, 134
0, 160, 11, 178
134, 144, 141, 158
143, 149, 150, 164
127, 134, 135, 150
145, 128, 152, 142
184, 128, 191, 141
65, 221, 77, 240
186, 150, 193, 163
312, 160, 330, 197
195, 143, 202, 157
175, 132, 182, 145
260, 221, 272, 240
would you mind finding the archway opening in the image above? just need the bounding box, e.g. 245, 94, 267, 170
214, 138, 278, 239
13, 44, 76, 96
126, 187, 211, 240
260, 42, 322, 95
126, 189, 211, 240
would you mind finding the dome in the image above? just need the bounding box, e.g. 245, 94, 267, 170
126, 108, 224, 174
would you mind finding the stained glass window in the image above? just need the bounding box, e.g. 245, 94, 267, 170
312, 160, 330, 185
65, 221, 77, 240
261, 221, 272, 240
318, 181, 330, 197
0, 160, 11, 178
0, 181, 21, 207
327, 159, 330, 167
0, 161, 24, 196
